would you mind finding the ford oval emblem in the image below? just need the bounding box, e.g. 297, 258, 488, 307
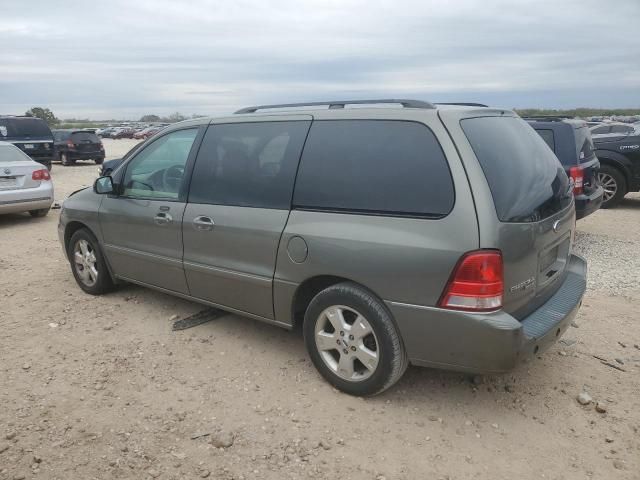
552, 220, 560, 233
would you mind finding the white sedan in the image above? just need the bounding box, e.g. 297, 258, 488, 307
0, 141, 54, 217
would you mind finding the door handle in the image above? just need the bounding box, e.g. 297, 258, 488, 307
154, 212, 173, 225
193, 215, 214, 231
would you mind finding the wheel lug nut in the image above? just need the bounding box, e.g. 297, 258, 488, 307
340, 331, 345, 337
336, 339, 341, 345
351, 346, 356, 351
349, 335, 354, 340
343, 349, 348, 354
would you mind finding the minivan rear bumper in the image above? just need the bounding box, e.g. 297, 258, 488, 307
386, 254, 587, 374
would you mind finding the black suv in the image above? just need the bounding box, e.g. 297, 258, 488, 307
526, 117, 603, 219
0, 116, 54, 169
52, 130, 105, 166
593, 128, 640, 208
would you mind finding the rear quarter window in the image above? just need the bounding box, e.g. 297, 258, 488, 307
293, 120, 454, 217
461, 116, 571, 223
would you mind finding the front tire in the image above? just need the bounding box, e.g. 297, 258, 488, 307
598, 165, 626, 208
303, 282, 408, 396
68, 229, 114, 295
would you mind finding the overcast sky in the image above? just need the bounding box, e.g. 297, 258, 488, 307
1, 0, 639, 120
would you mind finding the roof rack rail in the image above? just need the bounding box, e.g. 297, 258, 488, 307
235, 99, 435, 114
435, 102, 489, 107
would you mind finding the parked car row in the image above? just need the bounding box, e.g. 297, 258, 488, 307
59, 100, 588, 396
97, 124, 166, 140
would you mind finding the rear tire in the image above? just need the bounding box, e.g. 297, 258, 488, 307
303, 282, 408, 396
94, 157, 104, 165
68, 228, 114, 295
598, 165, 626, 209
29, 208, 50, 218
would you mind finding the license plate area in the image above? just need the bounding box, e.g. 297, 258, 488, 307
538, 233, 571, 287
0, 177, 18, 188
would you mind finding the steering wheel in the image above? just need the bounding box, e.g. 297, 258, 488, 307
161, 165, 184, 192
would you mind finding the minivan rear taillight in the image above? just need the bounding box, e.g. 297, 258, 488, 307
569, 166, 584, 195
438, 250, 503, 312
32, 169, 51, 181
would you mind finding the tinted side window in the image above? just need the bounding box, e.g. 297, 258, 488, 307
293, 120, 454, 217
461, 116, 571, 223
536, 129, 555, 151
189, 121, 310, 209
591, 125, 609, 134
611, 124, 632, 134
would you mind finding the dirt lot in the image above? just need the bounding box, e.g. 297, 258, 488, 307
1, 138, 639, 480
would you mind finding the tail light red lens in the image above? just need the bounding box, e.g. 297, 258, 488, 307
32, 169, 51, 181
569, 166, 584, 195
438, 250, 503, 312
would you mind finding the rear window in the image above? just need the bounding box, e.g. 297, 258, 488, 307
293, 120, 454, 217
0, 118, 52, 139
70, 131, 100, 143
0, 144, 31, 163
461, 116, 571, 223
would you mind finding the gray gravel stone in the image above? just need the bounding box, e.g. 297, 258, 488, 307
573, 232, 640, 295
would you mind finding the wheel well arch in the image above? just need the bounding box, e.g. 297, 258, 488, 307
596, 153, 632, 180
290, 275, 383, 329
63, 221, 92, 257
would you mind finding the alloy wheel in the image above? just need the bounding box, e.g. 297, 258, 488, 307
314, 305, 379, 382
598, 172, 617, 203
73, 239, 98, 287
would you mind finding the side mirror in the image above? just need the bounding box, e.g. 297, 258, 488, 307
94, 176, 114, 194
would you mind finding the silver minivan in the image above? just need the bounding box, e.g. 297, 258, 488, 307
58, 100, 587, 396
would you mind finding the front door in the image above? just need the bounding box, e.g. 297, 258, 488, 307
182, 118, 311, 318
99, 127, 200, 293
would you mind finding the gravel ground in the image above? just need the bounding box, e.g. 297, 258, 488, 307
1, 140, 639, 480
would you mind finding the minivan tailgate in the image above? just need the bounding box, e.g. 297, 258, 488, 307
500, 205, 575, 319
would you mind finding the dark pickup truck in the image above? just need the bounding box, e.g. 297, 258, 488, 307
593, 129, 640, 208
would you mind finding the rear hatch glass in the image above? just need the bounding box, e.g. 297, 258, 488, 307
461, 116, 572, 223
70, 132, 100, 143
0, 118, 52, 139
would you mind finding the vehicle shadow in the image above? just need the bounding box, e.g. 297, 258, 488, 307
115, 283, 534, 403
0, 212, 48, 229
615, 196, 640, 210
